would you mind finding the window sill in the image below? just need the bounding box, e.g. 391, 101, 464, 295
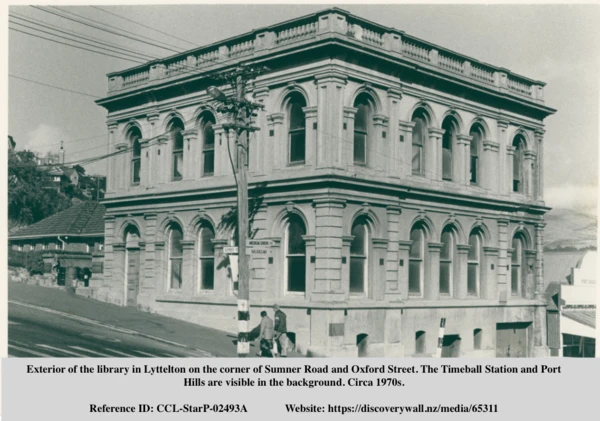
202, 173, 214, 177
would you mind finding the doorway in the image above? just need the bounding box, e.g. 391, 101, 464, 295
496, 322, 530, 358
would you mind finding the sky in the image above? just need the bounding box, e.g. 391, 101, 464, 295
7, 3, 600, 215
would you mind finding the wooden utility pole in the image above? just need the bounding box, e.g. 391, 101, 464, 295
208, 64, 266, 357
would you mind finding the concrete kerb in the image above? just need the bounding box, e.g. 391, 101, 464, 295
8, 300, 216, 357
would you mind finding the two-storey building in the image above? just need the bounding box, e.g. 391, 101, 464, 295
95, 8, 556, 357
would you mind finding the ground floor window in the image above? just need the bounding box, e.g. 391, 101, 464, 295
563, 334, 596, 358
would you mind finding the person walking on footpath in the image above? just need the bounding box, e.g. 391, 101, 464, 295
257, 310, 274, 358
273, 304, 289, 357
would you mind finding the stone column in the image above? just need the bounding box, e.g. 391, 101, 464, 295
456, 135, 473, 186
482, 247, 499, 300
212, 124, 227, 177
156, 135, 169, 185
343, 107, 357, 169
497, 219, 509, 302
428, 128, 445, 181
372, 115, 389, 172
115, 142, 128, 190
372, 238, 389, 301
146, 112, 160, 188
181, 240, 196, 295
386, 89, 402, 178
100, 215, 116, 301
535, 130, 545, 201
139, 138, 151, 188
181, 129, 198, 181
106, 121, 118, 194
212, 239, 229, 296
143, 213, 157, 295
252, 86, 270, 175
482, 140, 500, 192
385, 206, 401, 300
497, 120, 509, 195
524, 151, 537, 198
312, 198, 346, 302
524, 249, 537, 299
112, 242, 126, 305
425, 242, 443, 300
267, 237, 282, 299
315, 71, 347, 169
266, 114, 285, 170
249, 206, 268, 294
534, 223, 545, 300
303, 106, 318, 168
506, 145, 515, 194
397, 240, 412, 301
398, 120, 416, 177
341, 235, 353, 301
303, 235, 316, 300
455, 244, 470, 299
154, 241, 166, 294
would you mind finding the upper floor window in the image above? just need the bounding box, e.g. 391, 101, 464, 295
512, 135, 526, 193
168, 224, 184, 290
353, 94, 374, 165
440, 228, 455, 295
128, 127, 142, 185
285, 215, 306, 293
169, 119, 185, 181
409, 225, 426, 296
350, 219, 369, 294
198, 226, 215, 290
441, 117, 457, 181
510, 234, 525, 296
467, 231, 482, 296
201, 115, 216, 176
287, 94, 307, 164
411, 110, 428, 175
469, 125, 483, 185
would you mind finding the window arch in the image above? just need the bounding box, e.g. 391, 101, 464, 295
469, 125, 483, 185
198, 226, 215, 291
350, 218, 369, 294
353, 93, 374, 165
286, 93, 307, 164
411, 109, 429, 175
441, 117, 458, 181
415, 331, 426, 354
128, 127, 142, 185
167, 223, 184, 290
440, 227, 456, 296
512, 134, 526, 193
200, 114, 216, 176
285, 214, 306, 293
467, 230, 483, 296
510, 233, 526, 296
409, 224, 426, 296
169, 118, 185, 181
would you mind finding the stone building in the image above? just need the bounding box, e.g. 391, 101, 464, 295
95, 8, 556, 357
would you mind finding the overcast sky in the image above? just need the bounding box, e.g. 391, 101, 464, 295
7, 4, 599, 214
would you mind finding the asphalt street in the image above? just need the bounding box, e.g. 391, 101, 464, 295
8, 302, 214, 358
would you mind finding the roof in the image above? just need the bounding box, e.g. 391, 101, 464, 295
543, 251, 589, 287
544, 282, 562, 311
9, 201, 105, 239
563, 310, 596, 329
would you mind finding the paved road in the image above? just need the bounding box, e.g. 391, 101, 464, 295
8, 302, 214, 358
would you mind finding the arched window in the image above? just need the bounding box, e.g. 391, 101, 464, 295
129, 127, 142, 185
441, 117, 456, 181
198, 226, 215, 290
202, 116, 216, 176
169, 119, 185, 181
513, 135, 526, 193
467, 231, 482, 296
287, 94, 306, 164
167, 224, 183, 290
415, 331, 426, 354
469, 125, 483, 185
285, 215, 306, 293
474, 328, 482, 350
510, 234, 525, 296
411, 110, 428, 175
409, 225, 426, 296
440, 227, 455, 295
350, 220, 369, 294
353, 94, 373, 165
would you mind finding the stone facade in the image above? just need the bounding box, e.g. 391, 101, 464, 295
96, 8, 555, 357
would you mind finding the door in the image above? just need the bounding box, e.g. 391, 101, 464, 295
126, 248, 140, 307
441, 335, 461, 357
496, 322, 530, 358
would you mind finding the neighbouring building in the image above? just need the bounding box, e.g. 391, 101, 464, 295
544, 250, 596, 357
95, 8, 556, 357
8, 135, 16, 151
36, 151, 61, 166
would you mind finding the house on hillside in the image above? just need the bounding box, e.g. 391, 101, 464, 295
8, 201, 105, 253
95, 8, 555, 357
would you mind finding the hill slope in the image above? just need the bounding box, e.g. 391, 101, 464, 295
543, 208, 597, 250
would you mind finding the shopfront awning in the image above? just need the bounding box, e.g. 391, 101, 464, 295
561, 310, 596, 338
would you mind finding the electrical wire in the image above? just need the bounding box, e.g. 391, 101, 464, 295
9, 74, 102, 98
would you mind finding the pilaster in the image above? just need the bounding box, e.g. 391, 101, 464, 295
397, 240, 413, 301
181, 129, 198, 181
534, 223, 545, 299
535, 129, 545, 201
386, 89, 402, 178
253, 86, 270, 174
106, 121, 118, 193
496, 219, 509, 301
343, 106, 357, 170
315, 71, 347, 169
497, 120, 510, 195
482, 246, 499, 300
156, 135, 169, 185
482, 140, 500, 192
456, 135, 473, 186
524, 150, 537, 198
146, 112, 160, 188
398, 120, 416, 177
266, 113, 285, 170
455, 244, 471, 299
385, 206, 401, 299
428, 127, 445, 181
425, 242, 443, 300
303, 106, 318, 168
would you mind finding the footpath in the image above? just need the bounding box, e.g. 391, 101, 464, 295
9, 282, 302, 358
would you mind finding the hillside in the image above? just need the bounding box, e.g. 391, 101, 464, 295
543, 208, 597, 250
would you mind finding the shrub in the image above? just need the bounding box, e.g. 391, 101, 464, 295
25, 251, 46, 275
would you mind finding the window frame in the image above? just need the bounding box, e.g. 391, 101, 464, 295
441, 118, 455, 182
288, 100, 306, 165
408, 227, 425, 297
197, 226, 215, 292
439, 229, 454, 296
202, 120, 216, 177
167, 225, 184, 291
512, 136, 526, 193
284, 216, 307, 295
349, 222, 369, 295
130, 130, 141, 185
510, 236, 524, 296
467, 232, 481, 297
469, 126, 482, 185
353, 103, 369, 165
411, 115, 427, 175
170, 121, 185, 181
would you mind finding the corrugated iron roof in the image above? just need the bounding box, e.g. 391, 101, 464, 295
9, 201, 105, 239
544, 251, 588, 286
562, 310, 596, 329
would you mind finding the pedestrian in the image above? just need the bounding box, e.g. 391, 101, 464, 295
257, 310, 274, 358
273, 304, 289, 357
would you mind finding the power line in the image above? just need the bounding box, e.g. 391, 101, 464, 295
90, 5, 198, 48
9, 74, 102, 99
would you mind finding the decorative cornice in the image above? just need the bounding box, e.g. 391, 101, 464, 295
398, 240, 413, 250
506, 145, 516, 155
302, 106, 318, 118
182, 129, 198, 139
428, 127, 445, 137
497, 120, 510, 129
314, 70, 348, 85
253, 86, 270, 98
387, 87, 403, 100
386, 205, 402, 215
312, 198, 346, 208
373, 114, 389, 126
147, 112, 160, 122
115, 142, 128, 151
398, 120, 416, 131
534, 129, 545, 141
157, 135, 169, 144
343, 106, 358, 117
483, 246, 500, 256
267, 113, 285, 124
427, 242, 444, 251
483, 140, 500, 151
497, 219, 510, 227
457, 134, 473, 145
107, 120, 118, 130
372, 238, 389, 248
524, 150, 537, 160
456, 244, 471, 253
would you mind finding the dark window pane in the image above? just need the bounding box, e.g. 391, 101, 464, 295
170, 228, 183, 257
511, 265, 520, 295
440, 262, 451, 294
132, 139, 141, 157
132, 159, 140, 184
173, 153, 183, 179
474, 329, 482, 350
204, 122, 215, 149
355, 104, 368, 131
173, 129, 184, 151
415, 331, 426, 354
288, 256, 306, 292
350, 224, 366, 255
412, 145, 422, 174
289, 102, 305, 130
288, 219, 306, 254
513, 179, 520, 192
441, 231, 452, 259
350, 258, 365, 293
468, 263, 478, 295
409, 229, 422, 258
408, 261, 421, 293
200, 258, 214, 290
289, 131, 306, 163
200, 229, 214, 256
468, 235, 479, 260
469, 131, 480, 155
442, 148, 452, 180
511, 239, 521, 263
354, 132, 366, 164
203, 151, 214, 175
412, 117, 425, 146
170, 259, 182, 289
